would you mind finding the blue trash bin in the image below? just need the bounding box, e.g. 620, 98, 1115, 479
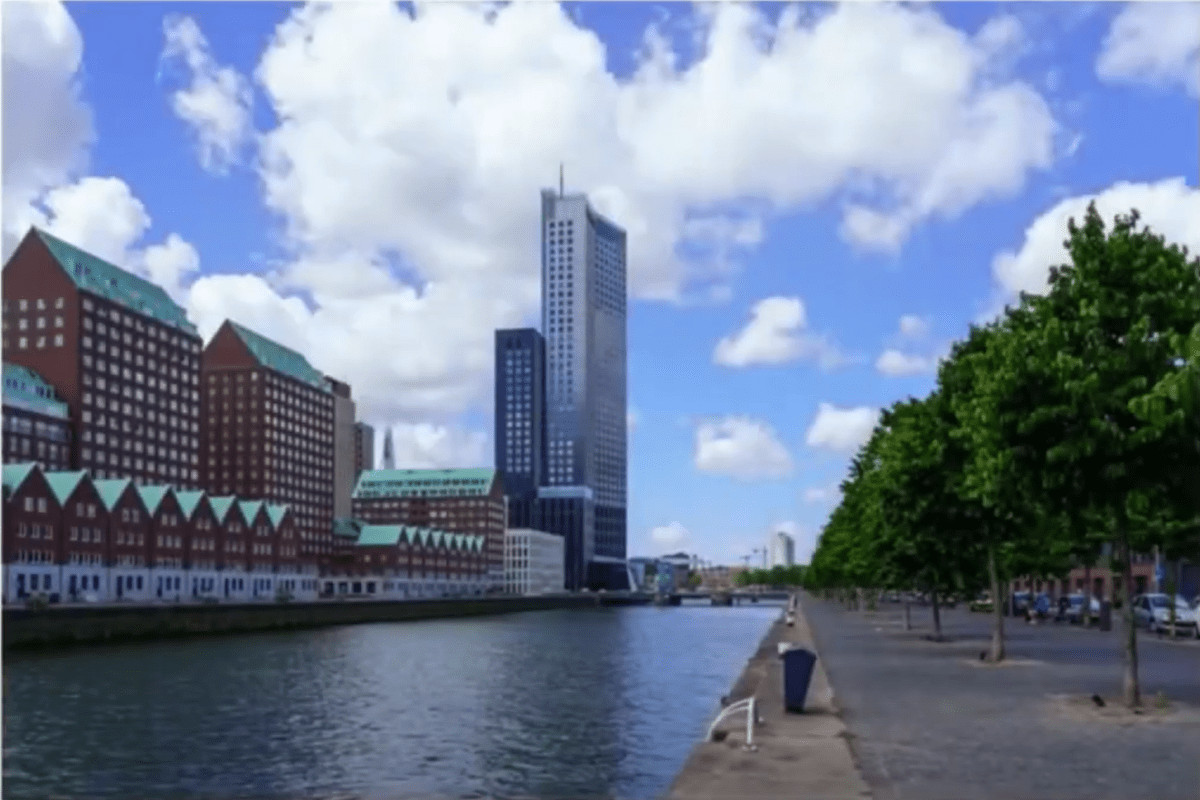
782, 647, 817, 713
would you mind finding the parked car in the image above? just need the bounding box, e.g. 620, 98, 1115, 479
1011, 591, 1032, 612
1131, 594, 1198, 634
1063, 594, 1101, 625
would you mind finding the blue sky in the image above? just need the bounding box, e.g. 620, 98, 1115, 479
3, 1, 1198, 565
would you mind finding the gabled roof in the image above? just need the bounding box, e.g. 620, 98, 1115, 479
353, 467, 497, 500
34, 228, 198, 336
44, 470, 89, 505
2, 463, 39, 494
226, 321, 326, 390
2, 363, 68, 419
266, 504, 289, 528
357, 524, 402, 547
93, 478, 134, 511
238, 500, 265, 524
136, 485, 172, 514
333, 517, 364, 539
174, 490, 207, 520
208, 496, 237, 523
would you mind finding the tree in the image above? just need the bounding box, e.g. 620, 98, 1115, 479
1012, 206, 1200, 706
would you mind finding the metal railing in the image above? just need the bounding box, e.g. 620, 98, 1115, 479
705, 695, 759, 752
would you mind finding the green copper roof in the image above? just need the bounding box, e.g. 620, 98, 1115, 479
2, 463, 38, 493
266, 504, 289, 528
137, 485, 171, 514
238, 500, 264, 524
353, 468, 497, 499
2, 363, 69, 419
94, 478, 134, 511
44, 470, 89, 505
227, 321, 326, 389
174, 490, 206, 520
357, 524, 403, 547
333, 517, 364, 539
208, 496, 236, 523
34, 229, 198, 336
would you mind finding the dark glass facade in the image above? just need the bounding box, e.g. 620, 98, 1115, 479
494, 328, 546, 506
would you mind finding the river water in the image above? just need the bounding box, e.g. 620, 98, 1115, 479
3, 603, 780, 799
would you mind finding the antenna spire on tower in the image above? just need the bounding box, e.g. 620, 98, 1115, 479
559, 163, 565, 198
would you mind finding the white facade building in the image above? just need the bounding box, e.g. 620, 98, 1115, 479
768, 531, 796, 568
504, 528, 565, 595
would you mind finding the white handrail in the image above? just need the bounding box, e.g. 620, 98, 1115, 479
706, 696, 759, 751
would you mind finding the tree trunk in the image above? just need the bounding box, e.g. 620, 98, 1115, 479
904, 600, 912, 631
988, 543, 1005, 662
930, 588, 943, 640
1120, 534, 1140, 708
1082, 564, 1093, 627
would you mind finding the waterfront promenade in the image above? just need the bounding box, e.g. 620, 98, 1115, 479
667, 596, 872, 800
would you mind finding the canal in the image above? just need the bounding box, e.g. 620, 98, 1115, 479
3, 603, 780, 799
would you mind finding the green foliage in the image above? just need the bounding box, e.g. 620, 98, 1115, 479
805, 202, 1200, 694
736, 564, 807, 587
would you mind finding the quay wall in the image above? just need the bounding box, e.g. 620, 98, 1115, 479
3, 593, 652, 651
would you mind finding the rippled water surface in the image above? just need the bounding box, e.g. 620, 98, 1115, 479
4, 604, 780, 799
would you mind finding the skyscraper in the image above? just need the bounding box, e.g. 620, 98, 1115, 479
537, 187, 628, 590
769, 530, 796, 567
494, 328, 546, 529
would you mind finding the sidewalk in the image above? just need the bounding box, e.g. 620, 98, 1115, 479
665, 598, 872, 800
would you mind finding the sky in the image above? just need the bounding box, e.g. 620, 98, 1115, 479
2, 1, 1198, 566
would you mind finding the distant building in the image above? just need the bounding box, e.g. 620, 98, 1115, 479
494, 328, 547, 530
2, 228, 203, 487
627, 556, 656, 591
324, 376, 356, 521
351, 468, 505, 589
200, 320, 334, 570
504, 528, 565, 595
381, 427, 395, 469
2, 363, 71, 471
354, 422, 375, 476
768, 531, 795, 568
660, 552, 692, 590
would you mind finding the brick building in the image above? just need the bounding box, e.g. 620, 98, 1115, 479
325, 376, 356, 520
351, 468, 505, 589
2, 362, 71, 470
2, 228, 203, 487
354, 421, 375, 477
2, 463, 317, 604
325, 519, 485, 598
200, 320, 335, 572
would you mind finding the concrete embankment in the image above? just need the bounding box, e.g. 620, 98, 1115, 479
3, 593, 651, 651
665, 593, 872, 800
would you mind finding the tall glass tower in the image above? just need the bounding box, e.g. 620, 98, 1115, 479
537, 187, 628, 590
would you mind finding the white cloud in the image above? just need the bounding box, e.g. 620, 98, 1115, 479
713, 296, 850, 369
694, 416, 793, 480
1096, 3, 1200, 98
876, 349, 938, 377
160, 16, 254, 173
627, 408, 639, 434
378, 423, 489, 470
990, 178, 1200, 301
802, 485, 840, 505
1, 0, 92, 259
805, 403, 879, 453
650, 521, 690, 550
898, 314, 930, 339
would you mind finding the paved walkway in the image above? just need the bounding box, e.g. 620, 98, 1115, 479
665, 599, 872, 800
805, 596, 1200, 800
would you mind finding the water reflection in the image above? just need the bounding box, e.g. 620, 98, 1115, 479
4, 604, 780, 800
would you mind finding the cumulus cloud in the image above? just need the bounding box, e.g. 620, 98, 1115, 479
802, 485, 840, 505
876, 349, 939, 377
805, 403, 879, 453
378, 423, 489, 470
713, 296, 850, 369
898, 314, 930, 339
694, 416, 793, 480
1, 0, 92, 258
1096, 3, 1200, 98
160, 16, 254, 173
990, 178, 1200, 302
650, 521, 690, 550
